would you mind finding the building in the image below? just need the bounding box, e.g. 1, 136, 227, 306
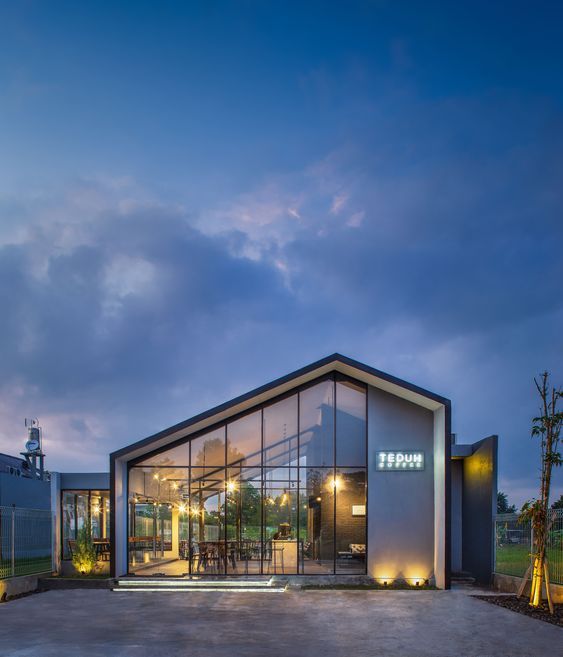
108, 354, 497, 586
0, 453, 50, 509
16, 354, 499, 586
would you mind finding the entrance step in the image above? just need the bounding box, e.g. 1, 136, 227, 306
111, 577, 287, 592
451, 571, 476, 585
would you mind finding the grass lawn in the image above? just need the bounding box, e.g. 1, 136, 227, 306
0, 556, 52, 579
496, 544, 561, 583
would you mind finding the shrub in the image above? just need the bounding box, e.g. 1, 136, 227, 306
72, 527, 98, 575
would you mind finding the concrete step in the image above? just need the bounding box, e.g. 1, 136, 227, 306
112, 577, 287, 592
451, 572, 476, 585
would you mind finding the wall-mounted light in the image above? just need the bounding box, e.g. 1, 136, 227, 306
227, 480, 236, 493
329, 476, 343, 491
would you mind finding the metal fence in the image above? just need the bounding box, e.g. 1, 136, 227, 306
495, 508, 563, 585
0, 506, 52, 579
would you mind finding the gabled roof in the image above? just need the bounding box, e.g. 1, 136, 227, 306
111, 353, 450, 462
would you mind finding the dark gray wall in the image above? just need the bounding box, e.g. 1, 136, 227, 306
0, 473, 51, 509
462, 435, 498, 585
59, 472, 109, 490
368, 387, 435, 583
450, 460, 463, 572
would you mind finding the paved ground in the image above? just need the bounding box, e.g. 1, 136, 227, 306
0, 588, 560, 657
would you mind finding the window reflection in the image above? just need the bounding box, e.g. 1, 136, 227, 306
299, 468, 335, 573
190, 427, 225, 470
263, 395, 298, 468
336, 380, 367, 466
127, 375, 367, 576
227, 412, 261, 466
299, 380, 334, 467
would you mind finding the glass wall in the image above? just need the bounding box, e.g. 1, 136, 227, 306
128, 374, 367, 575
61, 490, 110, 560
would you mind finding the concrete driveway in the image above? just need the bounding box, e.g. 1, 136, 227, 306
0, 588, 559, 657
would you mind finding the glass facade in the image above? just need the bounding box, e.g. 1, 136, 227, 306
61, 490, 110, 560
128, 374, 367, 575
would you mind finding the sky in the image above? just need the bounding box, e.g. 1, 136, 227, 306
0, 1, 562, 507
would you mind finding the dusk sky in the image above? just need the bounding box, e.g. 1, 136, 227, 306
1, 1, 561, 507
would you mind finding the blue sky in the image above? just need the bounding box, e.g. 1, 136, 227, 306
1, 1, 562, 506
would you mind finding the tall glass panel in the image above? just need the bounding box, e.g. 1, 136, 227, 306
189, 467, 225, 574
62, 492, 76, 559
226, 467, 262, 574
227, 411, 261, 466
336, 380, 367, 466
263, 395, 298, 468
128, 467, 189, 574
299, 468, 335, 573
299, 380, 334, 467
90, 493, 104, 539
263, 467, 298, 574
190, 427, 225, 472
335, 468, 367, 573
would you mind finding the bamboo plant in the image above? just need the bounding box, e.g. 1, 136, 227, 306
518, 372, 562, 613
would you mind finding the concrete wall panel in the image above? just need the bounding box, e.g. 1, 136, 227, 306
367, 386, 435, 584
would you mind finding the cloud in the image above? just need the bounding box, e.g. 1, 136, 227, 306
0, 92, 561, 507
330, 192, 348, 215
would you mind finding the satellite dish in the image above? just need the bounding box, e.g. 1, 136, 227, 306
26, 437, 40, 452
25, 424, 41, 453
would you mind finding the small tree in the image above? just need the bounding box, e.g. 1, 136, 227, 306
497, 491, 516, 514
72, 527, 98, 575
551, 494, 563, 510
519, 372, 562, 612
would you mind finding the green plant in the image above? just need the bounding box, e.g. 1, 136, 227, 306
72, 527, 98, 575
519, 372, 562, 612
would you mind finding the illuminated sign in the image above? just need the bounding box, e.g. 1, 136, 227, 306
376, 451, 424, 471
352, 505, 366, 517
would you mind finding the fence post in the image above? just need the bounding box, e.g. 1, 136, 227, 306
11, 505, 16, 577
